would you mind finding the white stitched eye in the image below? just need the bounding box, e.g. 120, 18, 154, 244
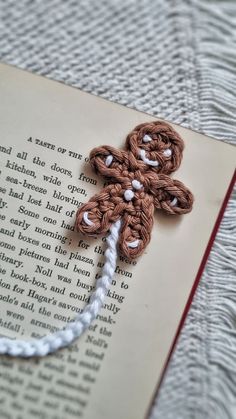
143, 134, 152, 143
163, 148, 172, 157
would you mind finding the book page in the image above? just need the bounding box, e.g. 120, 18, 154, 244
0, 63, 235, 419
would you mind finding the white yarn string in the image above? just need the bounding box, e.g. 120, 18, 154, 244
0, 219, 122, 358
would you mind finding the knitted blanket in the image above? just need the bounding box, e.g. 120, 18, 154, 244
0, 1, 235, 417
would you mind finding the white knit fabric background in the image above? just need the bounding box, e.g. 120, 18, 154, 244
0, 0, 235, 417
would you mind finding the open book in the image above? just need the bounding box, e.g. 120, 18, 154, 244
0, 63, 235, 419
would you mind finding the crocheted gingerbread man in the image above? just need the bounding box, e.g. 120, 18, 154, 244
76, 121, 193, 259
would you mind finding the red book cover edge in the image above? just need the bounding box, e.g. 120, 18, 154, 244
146, 169, 236, 418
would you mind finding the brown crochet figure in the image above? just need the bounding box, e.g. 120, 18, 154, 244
76, 121, 194, 259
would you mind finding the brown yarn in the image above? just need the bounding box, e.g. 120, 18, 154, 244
76, 121, 194, 259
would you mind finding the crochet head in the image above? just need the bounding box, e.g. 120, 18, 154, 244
125, 121, 184, 174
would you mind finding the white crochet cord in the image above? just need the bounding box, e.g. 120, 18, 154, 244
0, 219, 121, 358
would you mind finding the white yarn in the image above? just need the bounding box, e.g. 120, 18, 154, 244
0, 219, 121, 357
170, 197, 178, 207
127, 239, 139, 248
143, 134, 152, 143
139, 149, 159, 167
105, 154, 113, 167
83, 211, 94, 226
163, 148, 172, 157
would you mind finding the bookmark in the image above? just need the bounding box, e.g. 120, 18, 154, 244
0, 121, 193, 357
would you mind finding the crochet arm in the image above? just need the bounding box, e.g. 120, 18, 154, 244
118, 194, 155, 259
149, 174, 194, 215
90, 145, 128, 181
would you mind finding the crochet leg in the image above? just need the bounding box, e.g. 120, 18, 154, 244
118, 195, 154, 259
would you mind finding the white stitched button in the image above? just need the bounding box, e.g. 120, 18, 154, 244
124, 190, 134, 201
132, 179, 143, 190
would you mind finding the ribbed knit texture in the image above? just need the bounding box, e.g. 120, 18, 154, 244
0, 0, 235, 417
